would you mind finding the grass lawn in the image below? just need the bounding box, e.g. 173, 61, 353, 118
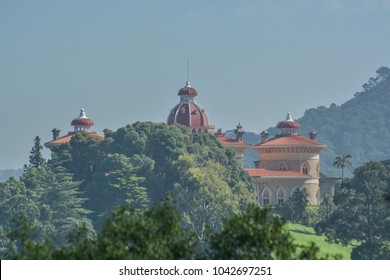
286, 223, 354, 259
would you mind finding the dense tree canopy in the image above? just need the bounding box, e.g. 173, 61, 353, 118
1, 122, 254, 257
315, 161, 390, 259
4, 200, 327, 260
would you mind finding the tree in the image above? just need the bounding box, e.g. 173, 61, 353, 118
20, 167, 93, 244
279, 188, 309, 223
173, 154, 252, 240
333, 152, 352, 180
70, 132, 103, 181
315, 161, 390, 259
384, 192, 390, 203
207, 204, 326, 260
29, 136, 46, 168
0, 177, 40, 258
5, 198, 198, 260
84, 153, 149, 229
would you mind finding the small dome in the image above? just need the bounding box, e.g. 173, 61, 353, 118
71, 109, 94, 126
277, 112, 301, 129
178, 81, 198, 97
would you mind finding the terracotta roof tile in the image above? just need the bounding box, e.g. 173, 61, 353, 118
217, 136, 252, 146
45, 132, 104, 146
257, 135, 324, 147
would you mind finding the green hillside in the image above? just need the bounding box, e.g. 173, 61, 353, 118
287, 223, 353, 259
243, 67, 390, 177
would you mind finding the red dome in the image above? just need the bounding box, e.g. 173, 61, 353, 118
167, 81, 214, 133
71, 118, 94, 126
276, 112, 301, 129
277, 120, 301, 129
167, 102, 210, 129
178, 81, 198, 97
71, 109, 94, 127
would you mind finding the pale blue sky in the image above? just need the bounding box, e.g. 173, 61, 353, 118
1, 0, 389, 169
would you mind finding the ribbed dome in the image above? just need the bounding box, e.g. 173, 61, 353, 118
71, 109, 94, 127
71, 118, 94, 126
277, 112, 301, 129
167, 81, 213, 133
178, 81, 198, 97
167, 103, 210, 129
277, 120, 301, 129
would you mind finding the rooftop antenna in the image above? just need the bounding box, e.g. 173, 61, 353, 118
186, 57, 191, 87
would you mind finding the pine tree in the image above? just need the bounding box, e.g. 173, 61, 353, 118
29, 136, 46, 168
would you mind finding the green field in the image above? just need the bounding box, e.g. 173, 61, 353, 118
287, 223, 354, 259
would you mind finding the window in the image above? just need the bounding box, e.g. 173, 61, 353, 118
263, 190, 270, 206
279, 162, 288, 170
277, 190, 285, 205
302, 162, 310, 175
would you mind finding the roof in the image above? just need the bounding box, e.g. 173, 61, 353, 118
178, 81, 198, 97
257, 135, 325, 147
44, 132, 104, 147
276, 112, 301, 129
167, 102, 211, 129
71, 118, 94, 126
71, 108, 95, 126
217, 135, 252, 147
277, 120, 301, 129
245, 168, 311, 178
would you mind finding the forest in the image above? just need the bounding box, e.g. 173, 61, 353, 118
1, 120, 389, 259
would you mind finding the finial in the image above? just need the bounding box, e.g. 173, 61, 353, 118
185, 80, 191, 88
79, 108, 87, 118
286, 112, 293, 121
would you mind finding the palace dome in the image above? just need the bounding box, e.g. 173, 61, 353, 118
167, 81, 214, 133
276, 112, 301, 129
178, 81, 198, 97
71, 109, 94, 130
276, 112, 301, 136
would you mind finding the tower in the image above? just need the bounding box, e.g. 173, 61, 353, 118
248, 112, 326, 206
167, 80, 214, 133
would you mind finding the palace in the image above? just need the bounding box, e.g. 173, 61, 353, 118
45, 80, 336, 206
166, 80, 336, 206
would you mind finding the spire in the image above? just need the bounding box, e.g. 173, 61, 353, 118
286, 112, 293, 121
185, 58, 191, 88
79, 108, 87, 119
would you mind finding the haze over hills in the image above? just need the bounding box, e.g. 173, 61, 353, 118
243, 67, 390, 178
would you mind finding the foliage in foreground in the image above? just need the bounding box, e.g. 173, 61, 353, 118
315, 161, 390, 259
4, 200, 331, 260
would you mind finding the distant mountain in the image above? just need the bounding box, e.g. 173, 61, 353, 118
0, 168, 23, 182
242, 67, 390, 177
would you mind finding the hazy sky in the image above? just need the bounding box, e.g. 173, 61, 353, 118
1, 0, 389, 169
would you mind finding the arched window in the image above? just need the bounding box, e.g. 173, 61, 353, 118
262, 190, 270, 206
279, 162, 288, 170
302, 162, 310, 175
277, 190, 285, 205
